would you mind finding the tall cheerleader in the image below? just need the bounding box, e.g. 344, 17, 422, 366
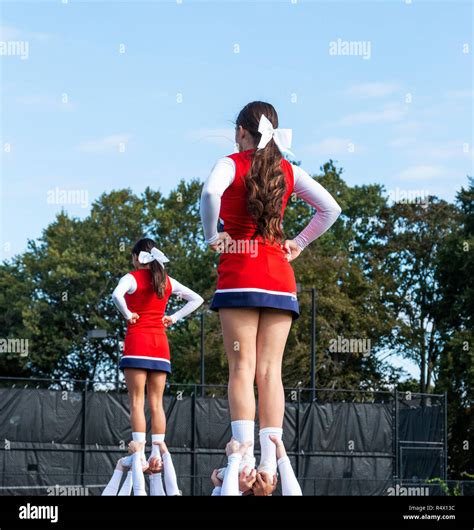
200, 101, 342, 481
112, 237, 204, 467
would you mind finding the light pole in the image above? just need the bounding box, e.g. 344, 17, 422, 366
296, 283, 317, 401
86, 329, 122, 390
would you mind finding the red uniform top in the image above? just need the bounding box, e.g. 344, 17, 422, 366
210, 149, 300, 320
124, 269, 172, 333
220, 150, 295, 241
121, 268, 173, 372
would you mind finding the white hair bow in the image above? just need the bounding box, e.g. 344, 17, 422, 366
138, 247, 170, 267
256, 114, 295, 157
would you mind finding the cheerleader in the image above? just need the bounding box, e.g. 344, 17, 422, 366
112, 238, 204, 465
200, 101, 341, 478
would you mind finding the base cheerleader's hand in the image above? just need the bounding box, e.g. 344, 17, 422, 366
211, 469, 223, 488
209, 232, 233, 252
283, 240, 302, 262
269, 434, 287, 460
127, 313, 140, 325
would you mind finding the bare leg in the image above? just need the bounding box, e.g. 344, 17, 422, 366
124, 368, 148, 432
146, 370, 167, 435
219, 307, 260, 420
255, 308, 292, 428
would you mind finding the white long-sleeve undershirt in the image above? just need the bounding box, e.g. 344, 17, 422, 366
149, 473, 166, 496
101, 469, 123, 496
277, 455, 302, 496
112, 275, 204, 322
131, 451, 147, 496
162, 451, 180, 496
220, 453, 242, 496
117, 470, 133, 496
199, 156, 342, 249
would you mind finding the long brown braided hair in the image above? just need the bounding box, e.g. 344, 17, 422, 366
235, 101, 287, 244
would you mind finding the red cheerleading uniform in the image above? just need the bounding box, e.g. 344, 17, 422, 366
119, 268, 173, 373
210, 149, 300, 319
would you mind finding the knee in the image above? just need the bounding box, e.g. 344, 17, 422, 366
256, 364, 281, 387
148, 400, 164, 414
229, 359, 255, 380
129, 395, 145, 410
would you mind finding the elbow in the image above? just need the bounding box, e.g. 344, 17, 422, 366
197, 295, 205, 307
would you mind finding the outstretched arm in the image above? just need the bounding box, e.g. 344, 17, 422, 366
168, 278, 204, 324
199, 157, 235, 244
291, 165, 342, 250
101, 461, 124, 496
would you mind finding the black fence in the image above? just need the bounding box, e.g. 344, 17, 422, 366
0, 377, 457, 496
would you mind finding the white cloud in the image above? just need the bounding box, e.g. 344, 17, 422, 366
396, 165, 447, 181
78, 134, 131, 154
187, 128, 235, 149
393, 121, 425, 134
16, 94, 76, 111
389, 139, 472, 161
0, 25, 52, 42
388, 137, 417, 148
0, 26, 21, 40
445, 89, 474, 99
338, 104, 407, 126
303, 137, 366, 156
346, 82, 400, 98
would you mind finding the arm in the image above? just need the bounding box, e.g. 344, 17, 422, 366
111, 274, 137, 320
220, 454, 242, 496
101, 468, 123, 496
168, 278, 204, 324
117, 470, 133, 496
131, 452, 147, 496
199, 157, 235, 244
291, 165, 342, 250
161, 450, 180, 496
149, 473, 166, 496
277, 456, 302, 496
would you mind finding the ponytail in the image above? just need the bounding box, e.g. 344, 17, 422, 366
131, 238, 167, 298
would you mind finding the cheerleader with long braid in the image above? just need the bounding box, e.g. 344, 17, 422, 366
200, 101, 342, 483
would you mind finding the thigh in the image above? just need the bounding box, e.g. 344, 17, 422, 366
219, 308, 260, 369
146, 371, 167, 401
256, 308, 293, 368
124, 368, 148, 396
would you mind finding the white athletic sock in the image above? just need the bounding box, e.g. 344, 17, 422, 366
132, 431, 146, 458
118, 470, 133, 496
149, 473, 166, 496
231, 420, 255, 459
101, 469, 123, 496
259, 427, 283, 474
150, 434, 165, 460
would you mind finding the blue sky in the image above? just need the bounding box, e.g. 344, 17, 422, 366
1, 0, 473, 378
